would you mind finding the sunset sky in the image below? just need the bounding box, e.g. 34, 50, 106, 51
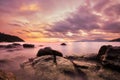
0, 0, 120, 42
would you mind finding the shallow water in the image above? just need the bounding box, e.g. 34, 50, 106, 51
0, 42, 120, 59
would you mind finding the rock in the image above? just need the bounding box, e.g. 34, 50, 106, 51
0, 69, 16, 80
21, 56, 87, 80
61, 43, 66, 46
5, 44, 15, 48
23, 44, 34, 48
5, 43, 21, 48
12, 43, 21, 46
0, 43, 21, 49
37, 47, 63, 57
97, 45, 120, 71
97, 45, 112, 60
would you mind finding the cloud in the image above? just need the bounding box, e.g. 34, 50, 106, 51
93, 0, 111, 11
8, 23, 23, 27
104, 3, 120, 17
44, 0, 120, 40
46, 5, 100, 37
103, 21, 120, 33
0, 0, 120, 41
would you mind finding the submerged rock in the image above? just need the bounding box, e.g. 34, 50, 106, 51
97, 45, 120, 71
23, 44, 34, 48
0, 43, 21, 49
0, 69, 16, 80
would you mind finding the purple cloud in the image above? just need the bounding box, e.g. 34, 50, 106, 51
104, 3, 120, 17
46, 6, 100, 35
45, 0, 120, 40
0, 0, 120, 41
103, 21, 120, 33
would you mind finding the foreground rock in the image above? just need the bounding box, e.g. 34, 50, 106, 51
0, 69, 16, 80
21, 56, 87, 80
20, 47, 120, 80
97, 45, 120, 71
23, 44, 34, 48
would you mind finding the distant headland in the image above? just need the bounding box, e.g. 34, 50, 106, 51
109, 38, 120, 42
0, 32, 24, 42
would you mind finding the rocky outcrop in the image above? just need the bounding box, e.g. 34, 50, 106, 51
21, 56, 87, 80
20, 47, 89, 80
0, 33, 24, 42
23, 44, 34, 48
0, 69, 16, 80
97, 45, 120, 71
97, 45, 112, 60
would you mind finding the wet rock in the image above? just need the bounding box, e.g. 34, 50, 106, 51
97, 45, 120, 71
97, 45, 112, 60
21, 56, 87, 80
0, 69, 16, 80
5, 45, 13, 48
61, 43, 67, 46
12, 43, 21, 46
0, 43, 21, 49
37, 47, 63, 57
23, 44, 34, 48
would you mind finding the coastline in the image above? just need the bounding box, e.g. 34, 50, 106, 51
0, 42, 120, 80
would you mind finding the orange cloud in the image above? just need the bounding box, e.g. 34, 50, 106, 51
20, 3, 40, 12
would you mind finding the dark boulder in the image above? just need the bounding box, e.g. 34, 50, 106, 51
61, 43, 66, 46
97, 45, 120, 71
97, 45, 112, 60
37, 47, 63, 57
23, 44, 34, 48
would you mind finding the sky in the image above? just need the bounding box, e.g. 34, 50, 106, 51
0, 0, 120, 42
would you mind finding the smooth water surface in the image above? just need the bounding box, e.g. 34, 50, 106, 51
0, 42, 120, 79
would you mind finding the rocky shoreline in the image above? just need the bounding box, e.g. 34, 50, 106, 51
0, 45, 120, 80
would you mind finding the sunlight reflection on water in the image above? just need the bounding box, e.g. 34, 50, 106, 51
0, 42, 120, 76
0, 42, 120, 59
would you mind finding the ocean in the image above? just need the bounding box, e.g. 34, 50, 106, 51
0, 42, 120, 59
0, 42, 120, 79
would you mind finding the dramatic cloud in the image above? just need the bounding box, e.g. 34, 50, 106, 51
0, 0, 120, 42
